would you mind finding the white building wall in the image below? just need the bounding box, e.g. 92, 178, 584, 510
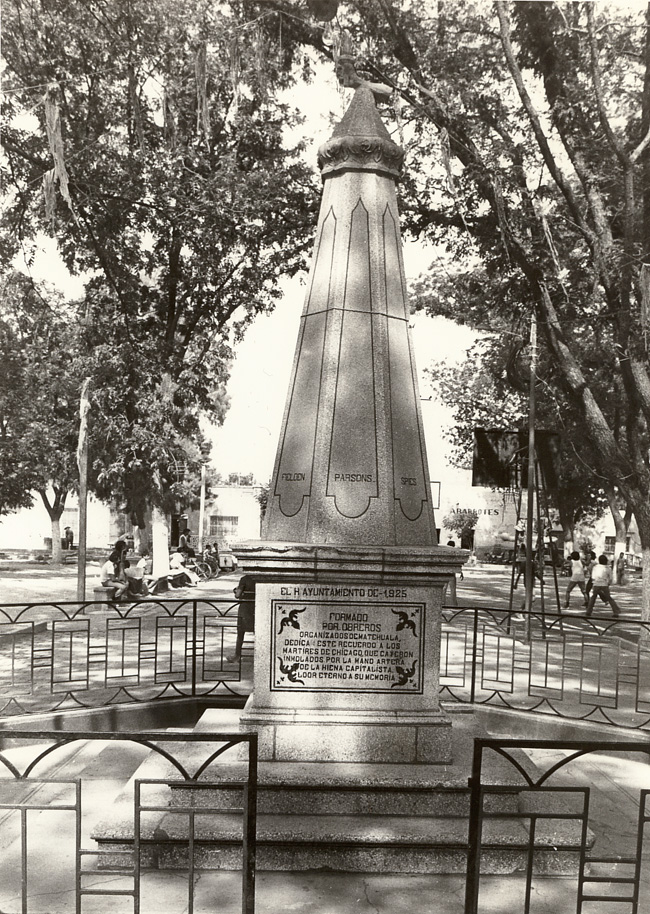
433, 464, 519, 554
186, 485, 263, 549
0, 493, 112, 551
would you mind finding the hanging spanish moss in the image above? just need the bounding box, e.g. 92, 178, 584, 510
194, 42, 210, 148
128, 63, 146, 152
254, 24, 267, 97
43, 85, 74, 217
42, 169, 56, 230
229, 35, 241, 116
163, 87, 177, 151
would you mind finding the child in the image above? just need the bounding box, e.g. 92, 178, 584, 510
586, 554, 622, 617
564, 551, 587, 608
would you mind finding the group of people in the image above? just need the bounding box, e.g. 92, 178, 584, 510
564, 550, 624, 617
99, 537, 150, 600
99, 533, 222, 600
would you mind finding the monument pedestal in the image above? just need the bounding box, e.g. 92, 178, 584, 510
233, 541, 466, 764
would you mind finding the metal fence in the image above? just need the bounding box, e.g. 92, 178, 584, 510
0, 597, 247, 717
441, 606, 650, 731
2, 598, 650, 733
0, 728, 258, 914
464, 737, 650, 914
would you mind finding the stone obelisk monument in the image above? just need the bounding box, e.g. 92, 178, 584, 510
234, 80, 465, 764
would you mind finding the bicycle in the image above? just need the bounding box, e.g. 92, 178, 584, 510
187, 559, 213, 582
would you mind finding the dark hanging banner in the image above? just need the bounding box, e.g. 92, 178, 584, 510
472, 429, 560, 489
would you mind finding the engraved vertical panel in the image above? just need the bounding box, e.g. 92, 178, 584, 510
343, 199, 372, 312
274, 311, 327, 517
326, 198, 378, 518
383, 205, 408, 319
388, 317, 429, 521
306, 208, 336, 315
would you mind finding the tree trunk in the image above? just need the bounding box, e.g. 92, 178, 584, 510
151, 506, 170, 578
642, 545, 650, 642
604, 485, 633, 568
50, 515, 63, 564
38, 487, 68, 564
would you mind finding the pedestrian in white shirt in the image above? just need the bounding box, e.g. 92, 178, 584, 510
564, 551, 587, 609
586, 555, 622, 617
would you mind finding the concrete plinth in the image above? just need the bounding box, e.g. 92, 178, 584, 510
233, 541, 465, 764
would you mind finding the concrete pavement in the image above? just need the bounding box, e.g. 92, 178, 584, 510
0, 557, 644, 614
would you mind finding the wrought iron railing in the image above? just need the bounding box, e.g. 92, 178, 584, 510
441, 606, 650, 730
0, 597, 248, 718
2, 599, 649, 733
0, 728, 258, 914
464, 737, 650, 914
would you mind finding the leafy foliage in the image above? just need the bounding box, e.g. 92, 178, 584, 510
2, 0, 320, 520
276, 2, 650, 617
442, 509, 480, 541
0, 273, 83, 535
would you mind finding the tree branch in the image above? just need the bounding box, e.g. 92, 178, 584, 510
495, 1, 593, 243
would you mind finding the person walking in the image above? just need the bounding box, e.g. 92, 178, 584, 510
564, 551, 587, 609
586, 554, 623, 617
583, 551, 597, 602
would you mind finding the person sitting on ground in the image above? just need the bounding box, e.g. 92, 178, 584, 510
99, 550, 130, 601
169, 548, 199, 586
586, 554, 622, 618
564, 550, 587, 609
124, 546, 150, 597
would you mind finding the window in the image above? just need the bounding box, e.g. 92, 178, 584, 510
210, 515, 238, 543
604, 536, 615, 554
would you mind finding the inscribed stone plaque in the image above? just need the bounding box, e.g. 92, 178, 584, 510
270, 584, 424, 693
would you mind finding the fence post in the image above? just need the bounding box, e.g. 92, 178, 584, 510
464, 738, 484, 914
469, 608, 479, 704
242, 733, 258, 914
191, 599, 198, 697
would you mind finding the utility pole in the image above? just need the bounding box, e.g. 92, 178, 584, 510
198, 464, 207, 553
524, 313, 538, 626
76, 378, 91, 601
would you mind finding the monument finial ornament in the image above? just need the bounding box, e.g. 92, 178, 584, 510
329, 26, 393, 101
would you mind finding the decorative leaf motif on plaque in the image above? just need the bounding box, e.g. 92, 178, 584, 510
278, 607, 306, 634
392, 609, 417, 636
392, 661, 417, 688
277, 658, 304, 685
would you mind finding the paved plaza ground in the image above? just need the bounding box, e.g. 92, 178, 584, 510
0, 556, 644, 613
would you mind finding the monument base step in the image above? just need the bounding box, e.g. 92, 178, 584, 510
90, 708, 592, 875
94, 811, 586, 875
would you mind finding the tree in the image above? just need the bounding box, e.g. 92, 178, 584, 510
425, 335, 612, 551
442, 508, 479, 549
1, 0, 319, 533
280, 1, 650, 618
0, 272, 85, 561
0, 281, 37, 517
